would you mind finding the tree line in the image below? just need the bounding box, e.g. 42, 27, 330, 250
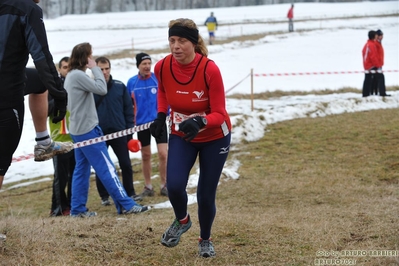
38, 0, 376, 18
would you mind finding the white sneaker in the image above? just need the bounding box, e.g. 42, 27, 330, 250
34, 141, 74, 162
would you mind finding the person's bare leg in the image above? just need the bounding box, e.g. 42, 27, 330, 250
157, 143, 168, 186
141, 145, 152, 187
29, 92, 48, 133
29, 91, 73, 161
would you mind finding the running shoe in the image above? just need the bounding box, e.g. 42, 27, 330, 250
123, 204, 149, 214
70, 211, 97, 218
140, 187, 155, 197
160, 186, 168, 196
198, 238, 216, 257
101, 198, 111, 206
34, 141, 74, 162
131, 194, 143, 202
161, 215, 192, 247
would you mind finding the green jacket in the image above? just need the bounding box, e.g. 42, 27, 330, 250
49, 112, 72, 142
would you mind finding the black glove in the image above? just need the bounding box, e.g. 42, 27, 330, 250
179, 116, 205, 142
47, 97, 55, 117
52, 90, 67, 123
150, 112, 166, 139
33, 60, 67, 123
52, 89, 68, 124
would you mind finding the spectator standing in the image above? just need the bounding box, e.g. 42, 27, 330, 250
64, 42, 148, 217
127, 53, 168, 198
372, 29, 390, 97
287, 4, 294, 32
48, 57, 75, 216
94, 56, 141, 206
204, 12, 218, 45
150, 18, 232, 257
0, 0, 71, 189
361, 30, 379, 97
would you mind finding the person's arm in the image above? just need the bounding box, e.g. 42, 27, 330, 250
27, 5, 66, 101
26, 5, 67, 123
154, 60, 169, 114
370, 44, 380, 68
204, 61, 227, 127
86, 66, 107, 95
126, 76, 137, 124
122, 83, 134, 129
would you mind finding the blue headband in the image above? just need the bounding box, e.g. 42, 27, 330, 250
168, 25, 199, 45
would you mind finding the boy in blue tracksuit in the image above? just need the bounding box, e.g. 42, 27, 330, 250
64, 43, 148, 217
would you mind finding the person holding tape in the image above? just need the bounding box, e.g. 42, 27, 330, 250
64, 42, 148, 217
150, 18, 231, 257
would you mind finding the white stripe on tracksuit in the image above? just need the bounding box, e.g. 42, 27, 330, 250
70, 125, 136, 215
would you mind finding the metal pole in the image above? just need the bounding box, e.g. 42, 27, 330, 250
251, 68, 254, 111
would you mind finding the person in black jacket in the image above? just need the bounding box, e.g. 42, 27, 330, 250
48, 57, 75, 216
0, 0, 71, 189
25, 61, 75, 216
94, 56, 141, 205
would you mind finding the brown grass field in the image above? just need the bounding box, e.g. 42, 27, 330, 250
0, 101, 398, 265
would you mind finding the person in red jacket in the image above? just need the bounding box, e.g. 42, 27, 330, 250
287, 4, 294, 32
150, 18, 231, 258
361, 30, 379, 97
371, 29, 390, 96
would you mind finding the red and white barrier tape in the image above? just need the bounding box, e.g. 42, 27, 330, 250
73, 122, 152, 149
12, 121, 153, 163
253, 69, 398, 77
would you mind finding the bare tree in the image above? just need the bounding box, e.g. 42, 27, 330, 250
36, 0, 370, 18
95, 0, 112, 13
71, 0, 76, 14
160, 0, 166, 10
118, 0, 127, 11
80, 0, 91, 14
195, 0, 210, 8
131, 0, 137, 11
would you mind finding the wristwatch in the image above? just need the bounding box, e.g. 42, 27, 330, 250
201, 117, 208, 127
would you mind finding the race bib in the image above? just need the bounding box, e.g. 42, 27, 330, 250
173, 111, 206, 131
